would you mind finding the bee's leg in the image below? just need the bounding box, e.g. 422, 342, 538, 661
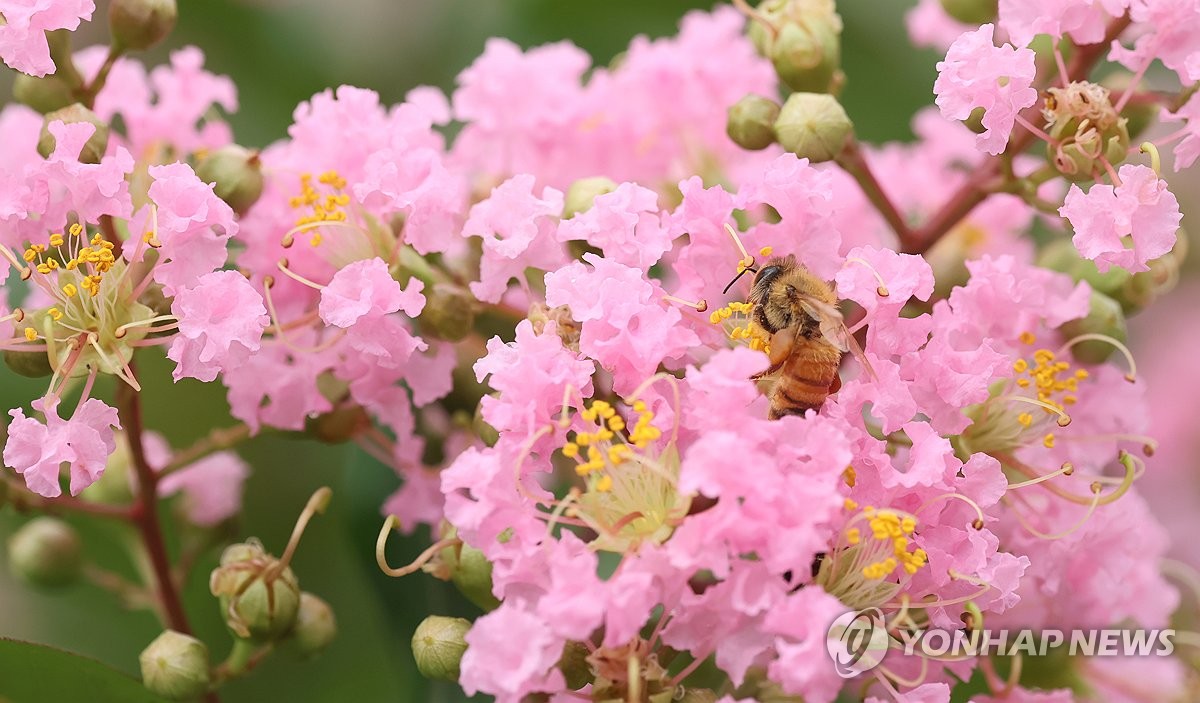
751, 326, 796, 381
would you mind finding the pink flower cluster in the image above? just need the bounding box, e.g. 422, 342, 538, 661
1, 2, 1198, 701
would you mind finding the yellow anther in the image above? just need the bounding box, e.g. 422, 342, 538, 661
1017, 412, 1033, 427
562, 442, 579, 458
49, 234, 64, 247
48, 308, 63, 321
62, 283, 78, 298
900, 516, 916, 534
22, 249, 36, 262
69, 224, 83, 237
759, 246, 774, 257
36, 263, 51, 275
608, 445, 630, 464
846, 527, 861, 545
632, 400, 647, 413
1043, 433, 1056, 448
1019, 331, 1036, 345
595, 474, 613, 492
1013, 359, 1029, 373
24, 327, 37, 341
608, 415, 626, 432
843, 498, 858, 511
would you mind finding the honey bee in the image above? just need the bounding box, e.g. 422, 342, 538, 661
741, 255, 874, 419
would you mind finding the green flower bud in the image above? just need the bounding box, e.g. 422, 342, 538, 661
411, 615, 470, 682
109, 0, 178, 52
1059, 291, 1127, 364
13, 73, 77, 114
139, 630, 211, 702
418, 283, 477, 342
563, 177, 619, 219
1117, 230, 1186, 313
305, 404, 370, 444
773, 92, 853, 163
288, 593, 337, 659
1037, 239, 1131, 296
81, 433, 135, 505
727, 94, 781, 151
558, 641, 593, 690
450, 542, 501, 611
748, 0, 843, 94
38, 104, 109, 164
7, 517, 83, 588
939, 0, 998, 24
209, 540, 301, 641
195, 145, 264, 216
1043, 82, 1130, 182
3, 327, 54, 377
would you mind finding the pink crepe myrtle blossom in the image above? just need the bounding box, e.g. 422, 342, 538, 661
167, 270, 270, 383
934, 24, 1038, 155
1110, 0, 1200, 83
0, 0, 94, 76
157, 451, 250, 527
1160, 91, 1200, 171
1060, 163, 1181, 273
5, 398, 120, 498
999, 0, 1128, 48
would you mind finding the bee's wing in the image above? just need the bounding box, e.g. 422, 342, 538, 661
798, 298, 879, 383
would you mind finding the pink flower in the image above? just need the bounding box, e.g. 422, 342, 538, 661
906, 0, 974, 50
168, 270, 270, 382
1060, 164, 1181, 273
1111, 0, 1200, 83
5, 398, 120, 498
157, 452, 249, 526
0, 0, 94, 76
459, 603, 566, 701
223, 341, 335, 433
1161, 91, 1200, 170
556, 183, 673, 270
139, 162, 238, 295
464, 175, 567, 304
764, 587, 850, 703
934, 24, 1038, 155
474, 319, 595, 440
544, 254, 700, 394
999, 0, 1126, 47
319, 258, 425, 327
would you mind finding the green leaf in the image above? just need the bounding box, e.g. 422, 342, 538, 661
0, 638, 167, 703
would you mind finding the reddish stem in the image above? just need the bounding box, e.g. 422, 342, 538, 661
116, 375, 194, 637
836, 138, 915, 245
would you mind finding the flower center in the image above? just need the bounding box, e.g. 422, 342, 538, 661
816, 501, 928, 611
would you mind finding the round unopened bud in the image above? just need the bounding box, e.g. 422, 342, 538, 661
1037, 239, 1131, 296
38, 104, 109, 164
139, 630, 211, 702
773, 92, 853, 163
305, 404, 370, 444
1059, 291, 1127, 364
13, 73, 77, 114
558, 641, 593, 690
288, 592, 337, 659
210, 541, 301, 641
748, 0, 843, 93
727, 94, 781, 151
563, 176, 619, 219
939, 0, 997, 24
109, 0, 178, 51
412, 615, 470, 682
450, 543, 501, 611
419, 283, 477, 342
4, 344, 53, 378
195, 145, 264, 215
7, 517, 83, 588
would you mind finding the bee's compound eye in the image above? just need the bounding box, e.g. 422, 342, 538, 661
754, 265, 781, 285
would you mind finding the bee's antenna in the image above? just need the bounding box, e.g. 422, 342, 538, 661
722, 264, 757, 295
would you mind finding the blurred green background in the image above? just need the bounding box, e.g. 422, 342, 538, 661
4, 2, 1194, 702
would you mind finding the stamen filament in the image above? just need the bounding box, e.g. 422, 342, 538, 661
1056, 333, 1137, 381
994, 394, 1072, 427
271, 487, 332, 577
1139, 142, 1162, 175
661, 294, 708, 312
723, 223, 755, 270
844, 257, 890, 297
375, 515, 460, 578
1005, 487, 1103, 540
1007, 463, 1074, 490
914, 492, 985, 529
276, 259, 326, 290
113, 315, 178, 338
